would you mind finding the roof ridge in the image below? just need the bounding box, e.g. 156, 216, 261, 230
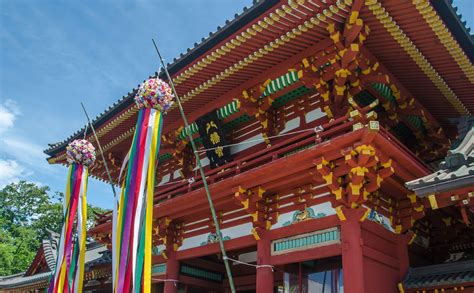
441, 126, 474, 170
449, 126, 474, 156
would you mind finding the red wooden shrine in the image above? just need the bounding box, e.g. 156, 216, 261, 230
41, 0, 474, 292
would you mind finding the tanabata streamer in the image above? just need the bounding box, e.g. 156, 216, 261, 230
49, 139, 95, 293
113, 77, 174, 292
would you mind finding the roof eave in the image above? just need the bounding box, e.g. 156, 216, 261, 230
407, 174, 474, 197
44, 0, 281, 159
431, 0, 474, 63
162, 0, 280, 77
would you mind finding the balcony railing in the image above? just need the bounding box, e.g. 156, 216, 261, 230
152, 112, 359, 204
93, 108, 427, 228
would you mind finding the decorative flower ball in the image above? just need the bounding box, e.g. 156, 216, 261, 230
66, 139, 96, 166
135, 78, 175, 112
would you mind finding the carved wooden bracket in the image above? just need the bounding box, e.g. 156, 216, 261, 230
233, 186, 278, 240
153, 217, 183, 254
314, 144, 394, 209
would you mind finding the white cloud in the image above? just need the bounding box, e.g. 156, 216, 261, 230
0, 99, 51, 184
2, 137, 45, 162
0, 159, 30, 187
0, 100, 19, 134
0, 99, 49, 173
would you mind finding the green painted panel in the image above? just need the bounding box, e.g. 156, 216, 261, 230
407, 115, 426, 133
192, 136, 203, 145
273, 229, 340, 252
180, 265, 222, 282
158, 153, 172, 164
217, 99, 240, 119
152, 263, 166, 275
222, 114, 252, 132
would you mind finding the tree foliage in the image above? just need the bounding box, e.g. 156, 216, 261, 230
0, 181, 108, 275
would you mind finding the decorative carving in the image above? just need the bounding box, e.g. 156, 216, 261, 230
314, 142, 395, 225
315, 144, 394, 206
153, 217, 183, 253
233, 186, 278, 240
282, 207, 326, 226
200, 233, 231, 246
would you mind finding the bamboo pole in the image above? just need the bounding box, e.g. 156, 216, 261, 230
151, 38, 236, 293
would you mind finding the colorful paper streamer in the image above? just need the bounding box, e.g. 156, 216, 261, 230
112, 78, 173, 292
49, 139, 95, 293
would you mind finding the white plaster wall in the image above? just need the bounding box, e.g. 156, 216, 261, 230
158, 173, 170, 185
230, 133, 264, 154
172, 169, 182, 179
305, 108, 326, 123
280, 117, 301, 134
179, 222, 252, 251
193, 157, 209, 170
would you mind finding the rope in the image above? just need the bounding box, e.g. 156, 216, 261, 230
158, 179, 186, 186
157, 125, 325, 187
223, 256, 274, 272
195, 126, 322, 154
157, 177, 195, 187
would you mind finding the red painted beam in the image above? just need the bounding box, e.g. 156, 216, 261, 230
176, 235, 257, 260
361, 220, 398, 244
154, 129, 362, 219
89, 127, 430, 241
362, 246, 399, 270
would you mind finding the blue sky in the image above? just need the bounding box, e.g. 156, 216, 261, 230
0, 0, 472, 209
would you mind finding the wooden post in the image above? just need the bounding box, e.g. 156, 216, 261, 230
397, 234, 410, 280
340, 208, 365, 293
256, 232, 274, 293
164, 249, 179, 293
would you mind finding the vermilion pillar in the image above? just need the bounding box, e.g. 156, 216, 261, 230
397, 234, 410, 280
256, 232, 274, 293
164, 249, 179, 293
340, 208, 365, 293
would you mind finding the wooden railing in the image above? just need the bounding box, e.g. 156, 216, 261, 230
93, 111, 428, 227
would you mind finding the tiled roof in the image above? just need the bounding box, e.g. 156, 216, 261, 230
403, 260, 474, 289
0, 271, 52, 289
0, 240, 109, 289
85, 249, 111, 270
405, 122, 474, 196
23, 231, 59, 276
42, 238, 57, 271
84, 243, 109, 267
44, 0, 474, 158
43, 0, 278, 157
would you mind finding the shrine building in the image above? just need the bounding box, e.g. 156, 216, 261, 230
42, 0, 473, 292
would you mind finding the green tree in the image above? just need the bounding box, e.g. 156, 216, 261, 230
0, 181, 51, 234
0, 181, 109, 275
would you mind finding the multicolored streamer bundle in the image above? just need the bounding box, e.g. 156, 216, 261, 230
49, 139, 95, 293
112, 77, 174, 292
